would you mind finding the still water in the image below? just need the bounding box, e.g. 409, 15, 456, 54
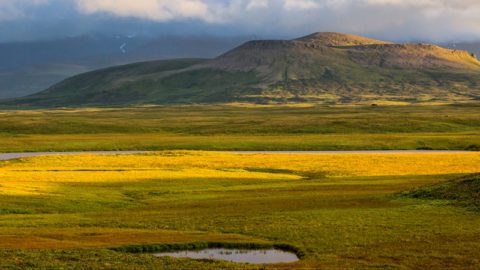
154, 248, 299, 264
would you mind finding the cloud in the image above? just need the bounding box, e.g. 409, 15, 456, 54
0, 0, 49, 21
334, 0, 480, 40
246, 0, 268, 10
2, 0, 480, 42
283, 0, 320, 10
69, 0, 480, 41
75, 0, 224, 23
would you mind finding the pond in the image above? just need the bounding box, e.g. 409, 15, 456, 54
154, 248, 299, 264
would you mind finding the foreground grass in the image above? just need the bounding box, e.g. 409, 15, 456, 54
1, 151, 480, 269
0, 104, 480, 152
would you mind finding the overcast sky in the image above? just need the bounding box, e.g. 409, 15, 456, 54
1, 0, 480, 42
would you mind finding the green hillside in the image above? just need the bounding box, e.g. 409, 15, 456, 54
2, 32, 480, 107
401, 173, 480, 210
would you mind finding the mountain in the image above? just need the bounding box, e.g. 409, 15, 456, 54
442, 42, 480, 60
0, 35, 248, 98
2, 32, 480, 107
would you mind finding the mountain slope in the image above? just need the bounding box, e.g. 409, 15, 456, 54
0, 35, 248, 99
2, 32, 480, 107
295, 32, 392, 46
442, 41, 480, 60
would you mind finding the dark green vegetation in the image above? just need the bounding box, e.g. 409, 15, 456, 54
2, 32, 480, 107
402, 173, 480, 210
0, 104, 480, 152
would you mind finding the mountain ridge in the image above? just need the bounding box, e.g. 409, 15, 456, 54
2, 32, 480, 107
295, 32, 392, 46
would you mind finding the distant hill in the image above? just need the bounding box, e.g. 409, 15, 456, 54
2, 32, 480, 107
0, 35, 248, 98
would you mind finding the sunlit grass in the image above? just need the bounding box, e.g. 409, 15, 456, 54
1, 151, 480, 269
4, 151, 479, 175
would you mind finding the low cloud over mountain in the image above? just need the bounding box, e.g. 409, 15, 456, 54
2, 0, 480, 42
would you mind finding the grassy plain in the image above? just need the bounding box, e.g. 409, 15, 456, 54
1, 151, 480, 269
0, 103, 480, 152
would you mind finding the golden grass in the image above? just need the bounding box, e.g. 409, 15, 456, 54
0, 168, 299, 196
1, 151, 479, 196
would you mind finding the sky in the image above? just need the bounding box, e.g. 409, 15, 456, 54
1, 0, 480, 42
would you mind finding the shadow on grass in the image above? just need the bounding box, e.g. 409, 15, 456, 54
244, 168, 326, 180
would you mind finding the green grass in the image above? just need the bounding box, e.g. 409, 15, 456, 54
0, 249, 260, 270
0, 152, 480, 269
400, 173, 480, 210
0, 104, 480, 152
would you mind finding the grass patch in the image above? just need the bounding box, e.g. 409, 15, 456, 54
465, 144, 480, 151
400, 173, 480, 210
0, 208, 32, 215
0, 104, 479, 152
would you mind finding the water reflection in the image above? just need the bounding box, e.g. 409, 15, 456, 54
154, 248, 299, 264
